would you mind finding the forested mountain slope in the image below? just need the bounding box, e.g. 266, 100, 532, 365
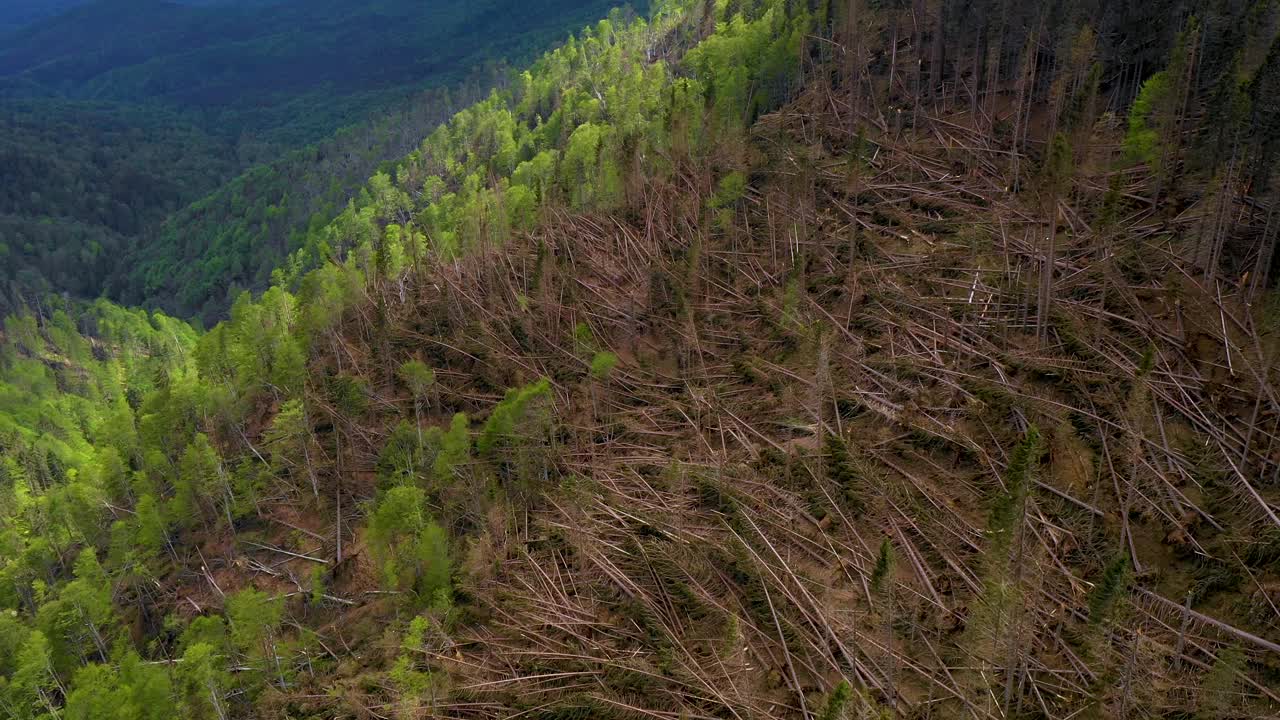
112, 71, 506, 322
0, 0, 627, 136
0, 0, 251, 33
3, 0, 1280, 719
0, 0, 644, 318
0, 1, 88, 35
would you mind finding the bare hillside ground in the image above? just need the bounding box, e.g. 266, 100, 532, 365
196, 72, 1280, 718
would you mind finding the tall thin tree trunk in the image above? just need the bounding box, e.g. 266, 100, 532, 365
302, 402, 319, 501
335, 430, 343, 565
1010, 33, 1038, 184
846, 0, 863, 119
984, 2, 1006, 130
933, 0, 948, 108
1039, 200, 1058, 343
889, 15, 900, 113
1249, 192, 1279, 298
1002, 485, 1030, 711
970, 22, 983, 118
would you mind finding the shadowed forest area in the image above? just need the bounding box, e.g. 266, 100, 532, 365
2, 0, 1280, 718
0, 0, 644, 320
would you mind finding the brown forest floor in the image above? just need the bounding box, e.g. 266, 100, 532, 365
168, 79, 1280, 719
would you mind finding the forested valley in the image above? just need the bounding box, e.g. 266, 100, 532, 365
0, 0, 641, 320
3, 0, 1280, 718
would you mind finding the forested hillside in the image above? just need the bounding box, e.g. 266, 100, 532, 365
113, 70, 507, 322
3, 0, 1280, 718
0, 0, 644, 318
0, 0, 88, 34
0, 0, 254, 32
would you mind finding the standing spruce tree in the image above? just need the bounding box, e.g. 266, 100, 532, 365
226, 587, 286, 689
369, 486, 452, 606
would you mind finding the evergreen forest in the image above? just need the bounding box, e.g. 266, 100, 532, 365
0, 0, 642, 320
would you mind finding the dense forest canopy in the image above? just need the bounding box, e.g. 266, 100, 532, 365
3, 0, 1280, 718
0, 0, 624, 137
0, 0, 90, 34
0, 0, 646, 319
0, 0, 264, 30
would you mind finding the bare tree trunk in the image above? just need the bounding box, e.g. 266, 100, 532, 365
846, 0, 864, 119
930, 0, 945, 113
1010, 32, 1038, 184
1250, 193, 1279, 299
209, 679, 229, 720
335, 430, 343, 565
1038, 203, 1058, 343
270, 630, 287, 689
1202, 158, 1237, 278
885, 579, 896, 709
983, 1, 1007, 130
970, 19, 982, 119
889, 14, 900, 116
303, 401, 319, 501
1173, 590, 1193, 670
1002, 486, 1030, 711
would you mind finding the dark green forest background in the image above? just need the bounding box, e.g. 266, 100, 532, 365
0, 0, 645, 322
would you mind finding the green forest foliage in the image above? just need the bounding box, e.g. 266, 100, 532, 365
115, 77, 498, 322
5, 0, 1279, 716
0, 2, 809, 713
275, 0, 803, 297
0, 0, 646, 319
0, 0, 87, 34
0, 100, 236, 303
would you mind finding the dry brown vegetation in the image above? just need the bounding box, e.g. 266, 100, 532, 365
192, 69, 1280, 718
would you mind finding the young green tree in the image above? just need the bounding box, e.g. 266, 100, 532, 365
93, 447, 132, 507
0, 612, 31, 678
65, 663, 137, 720
589, 351, 618, 380
174, 433, 227, 528
389, 615, 448, 717
308, 564, 327, 607
824, 432, 865, 516
176, 641, 229, 720
1038, 132, 1073, 342
264, 398, 319, 500
1125, 72, 1173, 168
378, 420, 427, 489
56, 549, 117, 661
398, 360, 436, 450
133, 494, 168, 561
9, 630, 61, 720
432, 412, 471, 487
477, 379, 552, 456
94, 403, 141, 468
1197, 645, 1245, 719
64, 651, 176, 720
869, 538, 896, 707
991, 427, 1043, 712
226, 287, 305, 400
561, 122, 612, 208
1087, 555, 1132, 628
368, 486, 451, 605
225, 587, 286, 689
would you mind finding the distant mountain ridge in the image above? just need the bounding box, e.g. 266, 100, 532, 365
1, 0, 630, 139
0, 0, 88, 34
0, 0, 255, 36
